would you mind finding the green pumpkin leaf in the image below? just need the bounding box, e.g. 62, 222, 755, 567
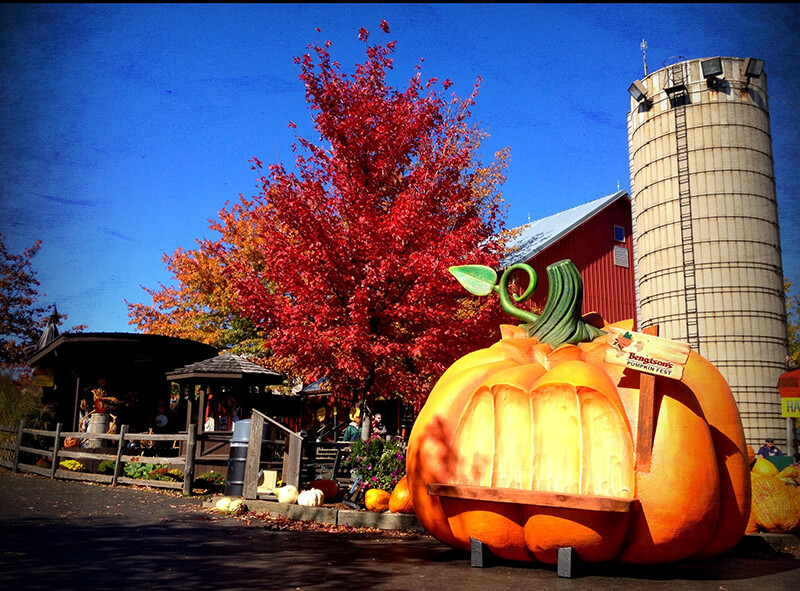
449, 265, 498, 296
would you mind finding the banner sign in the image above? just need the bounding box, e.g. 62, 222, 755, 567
604, 327, 691, 380
778, 373, 799, 417
781, 398, 800, 418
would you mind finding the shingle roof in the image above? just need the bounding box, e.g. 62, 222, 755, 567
166, 352, 283, 382
502, 190, 629, 268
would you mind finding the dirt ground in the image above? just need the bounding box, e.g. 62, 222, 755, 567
1, 469, 799, 591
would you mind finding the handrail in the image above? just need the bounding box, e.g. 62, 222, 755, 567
252, 409, 295, 437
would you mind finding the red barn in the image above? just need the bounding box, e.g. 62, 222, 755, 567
502, 190, 636, 325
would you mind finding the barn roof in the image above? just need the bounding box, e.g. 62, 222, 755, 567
502, 190, 630, 267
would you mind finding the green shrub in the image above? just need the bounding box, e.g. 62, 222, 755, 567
0, 371, 53, 463
147, 467, 183, 481
97, 460, 117, 475
123, 461, 167, 479
196, 471, 226, 485
0, 370, 53, 429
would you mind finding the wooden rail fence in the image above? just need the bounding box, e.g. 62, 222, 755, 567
0, 420, 200, 494
0, 409, 353, 500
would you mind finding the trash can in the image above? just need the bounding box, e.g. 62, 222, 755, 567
225, 419, 251, 497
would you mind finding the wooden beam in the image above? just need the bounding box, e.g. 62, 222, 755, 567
427, 483, 633, 513
12, 420, 25, 473
243, 414, 264, 500
635, 325, 659, 473
283, 432, 303, 488
183, 425, 197, 496
50, 423, 62, 479
112, 424, 128, 486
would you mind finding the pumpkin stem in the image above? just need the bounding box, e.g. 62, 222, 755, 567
525, 260, 606, 347
449, 260, 606, 346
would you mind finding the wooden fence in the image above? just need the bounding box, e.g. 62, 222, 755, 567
0, 409, 353, 500
0, 420, 200, 494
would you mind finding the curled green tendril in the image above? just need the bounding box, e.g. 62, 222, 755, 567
449, 259, 606, 348
497, 263, 539, 324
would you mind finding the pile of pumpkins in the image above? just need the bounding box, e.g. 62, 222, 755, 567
364, 475, 415, 514
273, 474, 415, 514
273, 478, 340, 507
747, 450, 800, 535
214, 476, 416, 514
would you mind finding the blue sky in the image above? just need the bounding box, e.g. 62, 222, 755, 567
2, 3, 798, 333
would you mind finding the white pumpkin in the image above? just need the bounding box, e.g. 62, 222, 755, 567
273, 484, 299, 504
297, 488, 325, 507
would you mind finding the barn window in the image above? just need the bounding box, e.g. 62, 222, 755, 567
614, 225, 625, 242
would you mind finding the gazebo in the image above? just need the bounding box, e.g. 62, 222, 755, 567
165, 352, 289, 433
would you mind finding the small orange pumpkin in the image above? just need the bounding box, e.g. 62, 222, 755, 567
365, 488, 391, 512
389, 475, 414, 514
63, 437, 80, 448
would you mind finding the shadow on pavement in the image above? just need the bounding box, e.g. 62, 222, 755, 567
1, 470, 798, 590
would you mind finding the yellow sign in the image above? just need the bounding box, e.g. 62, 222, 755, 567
604, 327, 691, 380
316, 407, 326, 422
782, 397, 800, 418
31, 373, 54, 387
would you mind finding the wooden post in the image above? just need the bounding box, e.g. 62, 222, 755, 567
243, 413, 264, 500
50, 423, 63, 479
283, 432, 303, 488
112, 424, 129, 486
635, 325, 659, 473
184, 384, 193, 432
12, 420, 26, 473
183, 425, 197, 496
71, 375, 82, 432
198, 388, 206, 431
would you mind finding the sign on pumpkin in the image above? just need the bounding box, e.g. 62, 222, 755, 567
604, 327, 691, 380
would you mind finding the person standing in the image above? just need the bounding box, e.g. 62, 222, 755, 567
343, 414, 362, 441
757, 437, 784, 457
371, 413, 388, 438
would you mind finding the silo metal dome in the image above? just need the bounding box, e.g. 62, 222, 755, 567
626, 56, 789, 448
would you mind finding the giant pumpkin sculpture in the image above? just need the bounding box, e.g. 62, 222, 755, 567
406, 260, 750, 565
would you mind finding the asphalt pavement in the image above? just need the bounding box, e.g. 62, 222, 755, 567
1, 469, 799, 591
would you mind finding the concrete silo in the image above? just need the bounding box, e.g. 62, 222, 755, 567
626, 56, 790, 448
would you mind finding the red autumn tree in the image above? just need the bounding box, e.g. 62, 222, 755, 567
130, 21, 510, 409
0, 234, 85, 373
0, 235, 48, 369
